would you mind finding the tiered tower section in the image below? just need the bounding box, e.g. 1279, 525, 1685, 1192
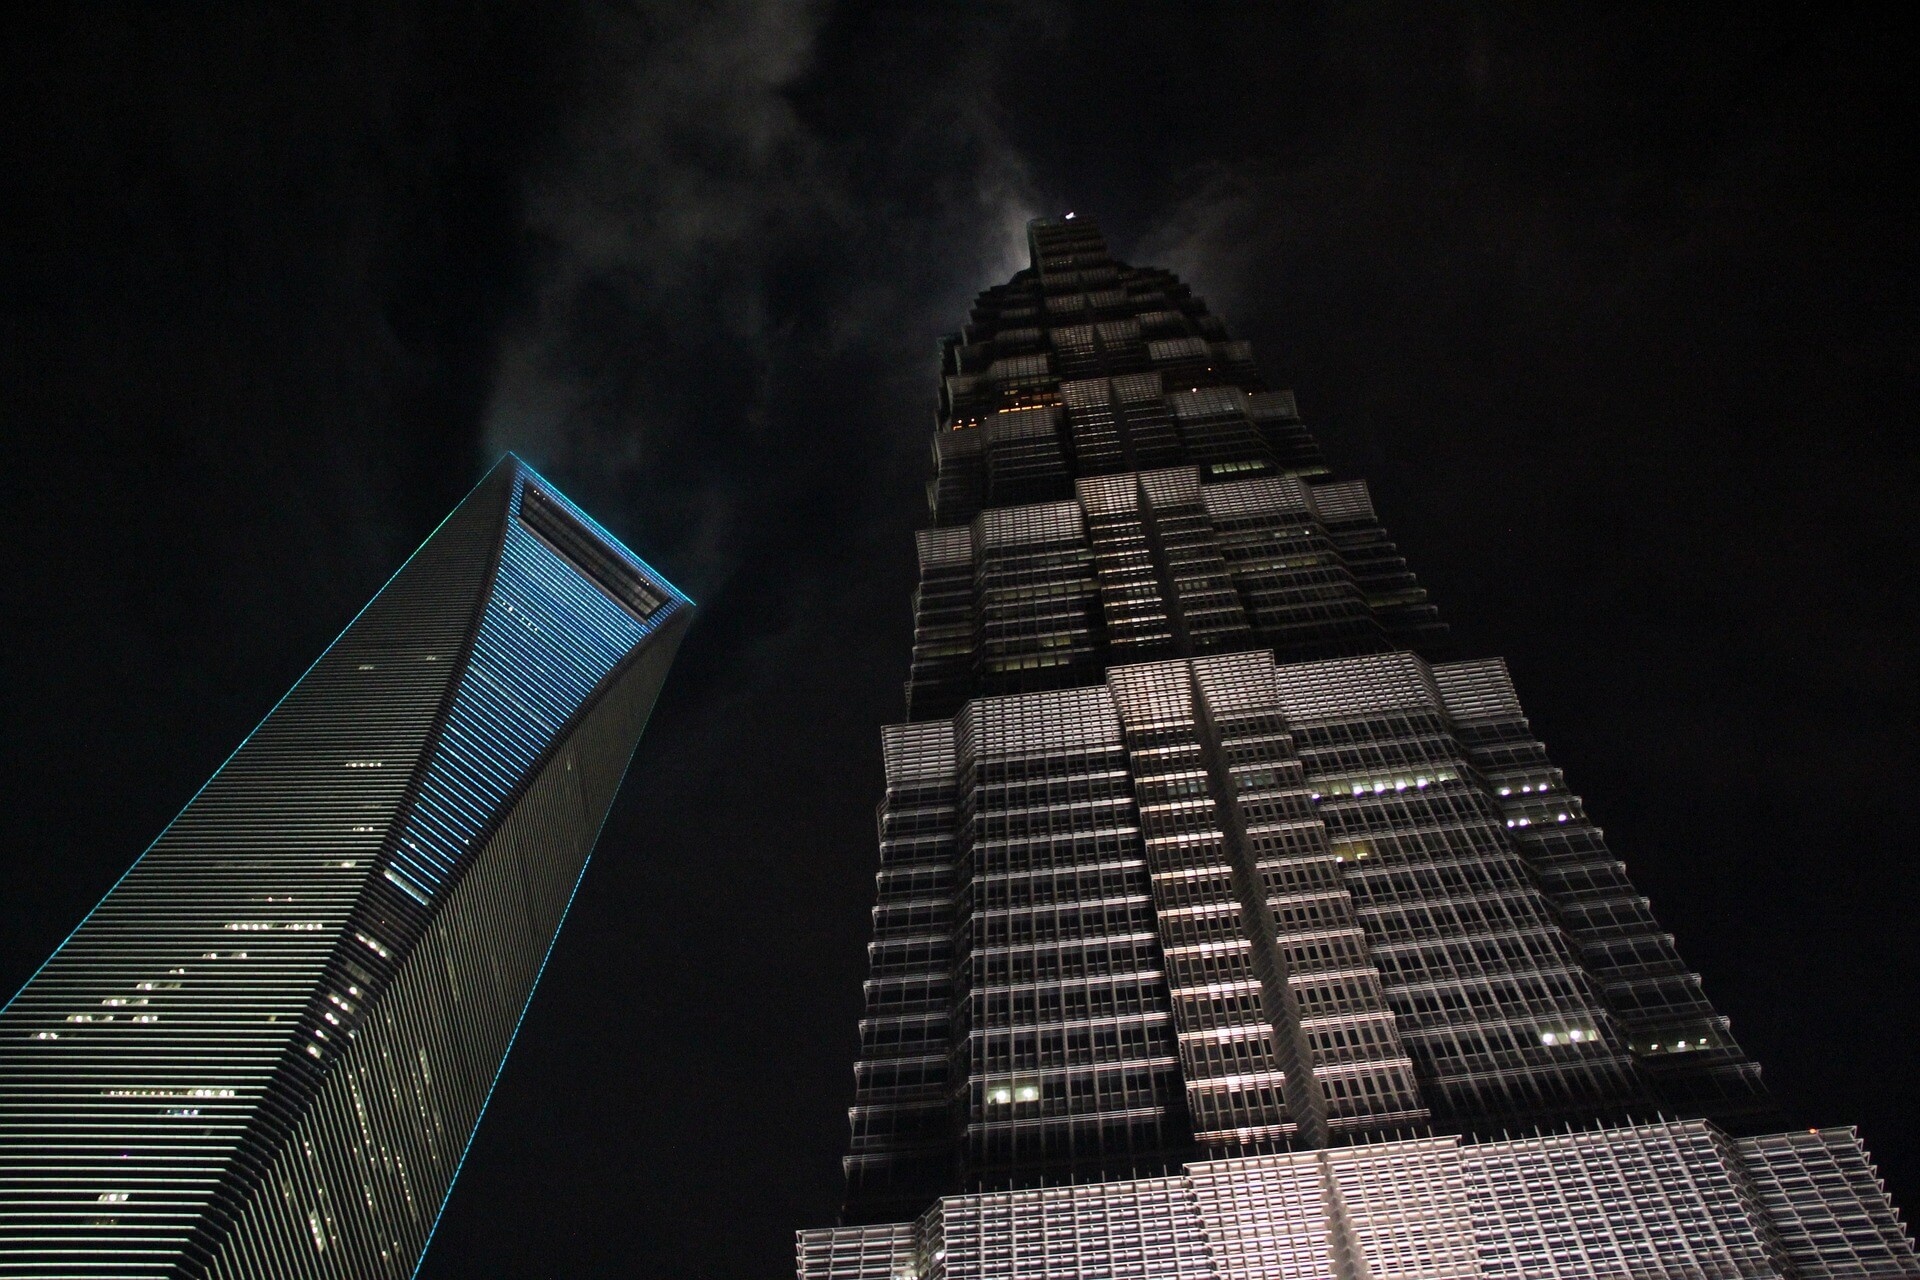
0, 458, 690, 1279
824, 218, 1889, 1265
911, 218, 1438, 721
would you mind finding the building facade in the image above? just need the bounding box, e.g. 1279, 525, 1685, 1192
802, 219, 1915, 1276
0, 457, 690, 1278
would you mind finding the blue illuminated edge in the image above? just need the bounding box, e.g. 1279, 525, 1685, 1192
410, 460, 690, 1273
4, 454, 688, 1272
409, 685, 668, 1279
1, 454, 692, 1015
0, 463, 513, 1018
508, 452, 696, 609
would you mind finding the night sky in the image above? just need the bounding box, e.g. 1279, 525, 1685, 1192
4, 5, 1915, 1275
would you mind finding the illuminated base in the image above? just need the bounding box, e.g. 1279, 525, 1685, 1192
801, 1119, 1915, 1280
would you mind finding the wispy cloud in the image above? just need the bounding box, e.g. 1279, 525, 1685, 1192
483, 0, 1046, 600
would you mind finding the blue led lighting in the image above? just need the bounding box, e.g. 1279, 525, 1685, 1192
408, 727, 643, 1280
377, 471, 672, 907
409, 468, 680, 1274
0, 454, 690, 1276
509, 453, 695, 609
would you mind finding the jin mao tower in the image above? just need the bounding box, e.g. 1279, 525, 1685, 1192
799, 219, 1915, 1278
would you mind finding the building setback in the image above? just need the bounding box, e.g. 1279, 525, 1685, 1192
0, 457, 690, 1278
801, 218, 1915, 1277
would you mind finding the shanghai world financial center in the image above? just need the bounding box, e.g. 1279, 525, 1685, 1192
0, 460, 690, 1277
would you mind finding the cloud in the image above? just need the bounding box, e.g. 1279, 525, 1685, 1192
1130, 167, 1275, 328
482, 0, 1047, 601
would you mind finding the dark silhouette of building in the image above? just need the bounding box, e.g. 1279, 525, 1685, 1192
800, 219, 1914, 1279
0, 457, 690, 1279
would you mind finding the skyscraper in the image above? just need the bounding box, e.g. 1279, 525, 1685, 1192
0, 457, 690, 1278
800, 219, 1915, 1277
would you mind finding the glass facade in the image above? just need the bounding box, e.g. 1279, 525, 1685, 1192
810, 218, 1914, 1272
0, 458, 691, 1278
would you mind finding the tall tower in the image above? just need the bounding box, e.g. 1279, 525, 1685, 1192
801, 220, 1915, 1278
0, 457, 691, 1279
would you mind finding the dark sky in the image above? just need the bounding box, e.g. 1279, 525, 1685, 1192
4, 4, 1915, 1275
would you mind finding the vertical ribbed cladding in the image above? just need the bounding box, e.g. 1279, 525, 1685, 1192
906, 464, 1445, 718
198, 610, 688, 1279
1271, 652, 1659, 1132
0, 456, 692, 1279
841, 723, 959, 1225
0, 464, 510, 1278
166, 464, 517, 1276
812, 1118, 1920, 1279
948, 686, 1190, 1195
1107, 656, 1426, 1160
1427, 658, 1780, 1132
1736, 1128, 1920, 1275
284, 462, 666, 1079
184, 459, 690, 1277
829, 216, 1795, 1247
